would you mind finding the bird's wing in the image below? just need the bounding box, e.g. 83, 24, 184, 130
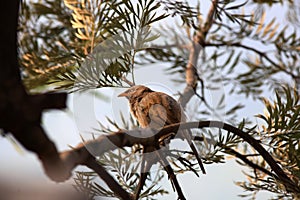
135, 91, 206, 174
135, 92, 182, 129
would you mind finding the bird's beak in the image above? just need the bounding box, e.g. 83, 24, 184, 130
117, 91, 127, 97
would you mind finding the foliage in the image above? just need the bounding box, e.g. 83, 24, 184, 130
236, 86, 300, 199
19, 0, 167, 92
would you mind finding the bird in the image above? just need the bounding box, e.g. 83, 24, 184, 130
118, 85, 206, 199
118, 85, 205, 173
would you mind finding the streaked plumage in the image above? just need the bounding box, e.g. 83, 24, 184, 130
118, 85, 206, 174
118, 85, 184, 130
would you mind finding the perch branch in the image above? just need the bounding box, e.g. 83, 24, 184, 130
58, 121, 299, 197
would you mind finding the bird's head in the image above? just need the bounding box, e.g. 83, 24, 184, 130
118, 85, 152, 100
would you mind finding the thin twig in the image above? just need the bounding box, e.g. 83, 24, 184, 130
83, 157, 133, 200
189, 141, 206, 174
221, 145, 277, 179
155, 149, 186, 200
150, 44, 190, 49
134, 157, 148, 200
205, 42, 298, 79
131, 51, 136, 85
134, 147, 157, 200
121, 76, 135, 87
194, 92, 223, 120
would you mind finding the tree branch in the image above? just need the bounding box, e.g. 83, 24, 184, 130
221, 145, 277, 178
134, 156, 149, 200
58, 120, 299, 196
179, 0, 219, 108
60, 143, 133, 200
0, 0, 69, 182
206, 42, 299, 79
193, 136, 274, 177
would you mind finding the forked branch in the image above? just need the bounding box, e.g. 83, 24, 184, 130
57, 121, 299, 199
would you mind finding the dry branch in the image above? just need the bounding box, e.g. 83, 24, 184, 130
179, 0, 219, 108
0, 0, 69, 182
58, 121, 299, 198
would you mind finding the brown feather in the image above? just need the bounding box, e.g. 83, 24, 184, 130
118, 85, 206, 174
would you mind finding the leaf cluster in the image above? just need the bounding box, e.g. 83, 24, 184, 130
201, 4, 300, 99
159, 0, 199, 28
19, 0, 168, 92
237, 86, 300, 199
